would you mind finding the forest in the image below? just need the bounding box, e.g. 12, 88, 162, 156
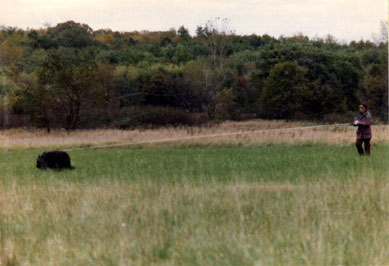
0, 19, 387, 131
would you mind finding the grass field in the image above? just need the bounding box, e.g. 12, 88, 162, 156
1, 120, 388, 149
1, 122, 389, 265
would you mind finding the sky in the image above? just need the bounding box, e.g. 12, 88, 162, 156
1, 0, 387, 42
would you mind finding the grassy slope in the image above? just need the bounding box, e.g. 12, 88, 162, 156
0, 144, 388, 265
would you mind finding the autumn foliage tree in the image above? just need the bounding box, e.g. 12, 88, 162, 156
1, 20, 388, 129
20, 49, 105, 130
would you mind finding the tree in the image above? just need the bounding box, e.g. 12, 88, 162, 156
45, 21, 94, 48
215, 89, 237, 120
32, 50, 105, 130
14, 73, 55, 132
198, 17, 234, 68
199, 62, 223, 118
96, 62, 117, 101
380, 21, 388, 42
173, 44, 192, 64
363, 50, 388, 121
254, 43, 362, 116
141, 73, 168, 106
259, 61, 311, 119
364, 74, 387, 121
113, 32, 136, 49
1, 19, 386, 127
112, 66, 144, 107
94, 29, 115, 48
374, 20, 388, 44
195, 18, 235, 118
181, 60, 208, 111
0, 36, 24, 76
0, 69, 22, 128
177, 26, 190, 40
195, 26, 211, 38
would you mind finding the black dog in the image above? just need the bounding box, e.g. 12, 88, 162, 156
36, 151, 75, 170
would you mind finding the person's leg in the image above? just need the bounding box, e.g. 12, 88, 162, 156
364, 138, 371, 156
356, 138, 364, 155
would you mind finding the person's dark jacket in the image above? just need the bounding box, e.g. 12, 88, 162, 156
354, 111, 372, 139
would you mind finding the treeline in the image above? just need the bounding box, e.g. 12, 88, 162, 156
0, 19, 387, 130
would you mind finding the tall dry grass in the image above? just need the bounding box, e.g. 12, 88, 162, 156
1, 177, 389, 265
0, 120, 388, 150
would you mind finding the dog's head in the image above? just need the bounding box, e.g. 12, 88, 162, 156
36, 153, 47, 169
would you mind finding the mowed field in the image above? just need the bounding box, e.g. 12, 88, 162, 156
0, 120, 389, 265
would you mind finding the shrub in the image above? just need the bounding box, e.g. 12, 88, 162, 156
113, 106, 206, 128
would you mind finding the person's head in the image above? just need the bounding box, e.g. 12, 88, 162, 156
359, 103, 368, 114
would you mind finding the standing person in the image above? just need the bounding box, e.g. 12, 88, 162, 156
353, 103, 372, 156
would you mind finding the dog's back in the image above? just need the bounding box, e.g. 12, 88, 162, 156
36, 151, 74, 170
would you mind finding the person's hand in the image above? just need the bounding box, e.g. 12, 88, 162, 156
354, 120, 359, 125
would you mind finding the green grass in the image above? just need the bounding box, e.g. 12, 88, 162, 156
0, 144, 388, 265
1, 143, 388, 185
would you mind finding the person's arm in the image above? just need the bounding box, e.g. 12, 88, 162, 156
357, 116, 371, 127
353, 116, 359, 126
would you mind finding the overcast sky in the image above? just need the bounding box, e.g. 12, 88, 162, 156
2, 0, 387, 42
